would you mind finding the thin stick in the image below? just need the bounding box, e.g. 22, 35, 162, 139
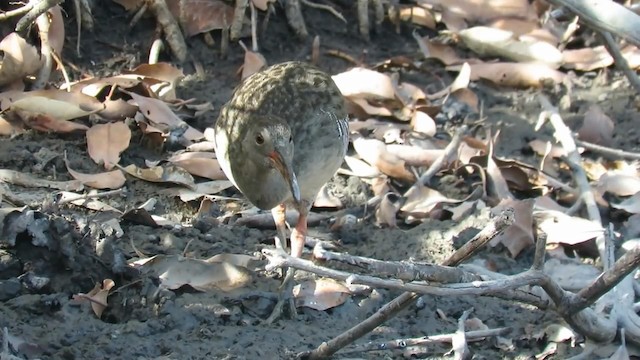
51, 51, 71, 92
56, 188, 125, 205
0, 3, 34, 21
599, 31, 640, 94
15, 0, 62, 33
250, 1, 258, 51
576, 139, 640, 160
339, 327, 510, 355
301, 0, 346, 23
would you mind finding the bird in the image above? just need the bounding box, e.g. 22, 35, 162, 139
213, 61, 349, 322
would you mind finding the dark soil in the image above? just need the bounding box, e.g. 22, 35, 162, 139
1, 1, 639, 359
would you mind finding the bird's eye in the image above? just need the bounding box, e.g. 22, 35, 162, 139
289, 135, 293, 142
255, 134, 264, 145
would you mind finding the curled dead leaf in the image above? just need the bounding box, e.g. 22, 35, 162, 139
293, 278, 351, 311
86, 122, 132, 170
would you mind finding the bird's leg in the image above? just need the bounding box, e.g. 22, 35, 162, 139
271, 203, 288, 251
264, 202, 310, 324
290, 204, 309, 258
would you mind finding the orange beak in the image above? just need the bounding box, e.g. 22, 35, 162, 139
269, 150, 301, 205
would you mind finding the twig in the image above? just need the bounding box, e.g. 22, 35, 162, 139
33, 5, 52, 89
576, 139, 640, 160
73, 0, 82, 57
300, 0, 346, 23
338, 327, 510, 355
0, 3, 34, 21
599, 31, 640, 94
51, 51, 71, 92
250, 1, 258, 52
128, 2, 148, 31
230, 0, 248, 41
299, 209, 514, 359
15, 0, 62, 33
537, 95, 600, 224
55, 188, 125, 205
452, 308, 473, 360
324, 49, 363, 66
147, 0, 187, 62
408, 125, 467, 192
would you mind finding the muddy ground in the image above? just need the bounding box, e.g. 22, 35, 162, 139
1, 1, 639, 359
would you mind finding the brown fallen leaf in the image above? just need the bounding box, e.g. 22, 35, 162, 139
341, 156, 381, 178
121, 164, 196, 189
398, 6, 437, 29
0, 33, 44, 87
0, 169, 83, 191
596, 172, 640, 197
6, 109, 89, 133
86, 122, 132, 170
536, 210, 604, 245
7, 90, 105, 120
578, 104, 614, 146
410, 110, 436, 135
313, 184, 343, 208
376, 192, 401, 227
123, 62, 185, 100
239, 41, 267, 80
448, 62, 566, 88
167, 0, 236, 36
413, 34, 466, 66
293, 278, 351, 311
72, 279, 115, 318
65, 156, 126, 189
130, 254, 253, 292
206, 253, 260, 269
163, 180, 234, 202
56, 191, 122, 213
332, 68, 396, 99
562, 45, 640, 71
167, 151, 227, 180
385, 144, 443, 167
490, 198, 534, 257
125, 90, 203, 142
400, 184, 463, 219
458, 26, 563, 68
353, 137, 415, 182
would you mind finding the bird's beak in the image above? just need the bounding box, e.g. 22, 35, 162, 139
269, 150, 301, 205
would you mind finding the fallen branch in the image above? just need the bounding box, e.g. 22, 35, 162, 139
15, 0, 62, 33
338, 327, 510, 355
575, 139, 640, 160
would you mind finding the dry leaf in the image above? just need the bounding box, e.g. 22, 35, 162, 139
167, 151, 227, 180
421, 0, 534, 22
86, 122, 132, 170
385, 144, 442, 166
536, 210, 604, 245
56, 191, 122, 213
490, 198, 534, 257
168, 0, 236, 36
458, 26, 563, 68
413, 35, 466, 66
252, 0, 276, 11
332, 68, 396, 99
164, 180, 234, 202
563, 45, 640, 71
8, 90, 105, 120
65, 157, 126, 189
121, 163, 196, 189
293, 278, 351, 311
341, 156, 381, 178
72, 279, 115, 318
240, 42, 267, 80
399, 6, 436, 28
376, 192, 401, 227
612, 191, 640, 214
596, 172, 640, 197
6, 109, 89, 133
449, 62, 567, 88
353, 137, 415, 182
400, 184, 462, 218
126, 91, 204, 142
578, 104, 614, 146
130, 254, 252, 291
206, 253, 259, 269
313, 184, 342, 208
411, 110, 437, 135
124, 62, 185, 100
0, 33, 44, 86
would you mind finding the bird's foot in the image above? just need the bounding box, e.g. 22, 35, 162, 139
263, 267, 298, 324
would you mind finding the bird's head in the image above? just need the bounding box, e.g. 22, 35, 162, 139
243, 115, 301, 205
